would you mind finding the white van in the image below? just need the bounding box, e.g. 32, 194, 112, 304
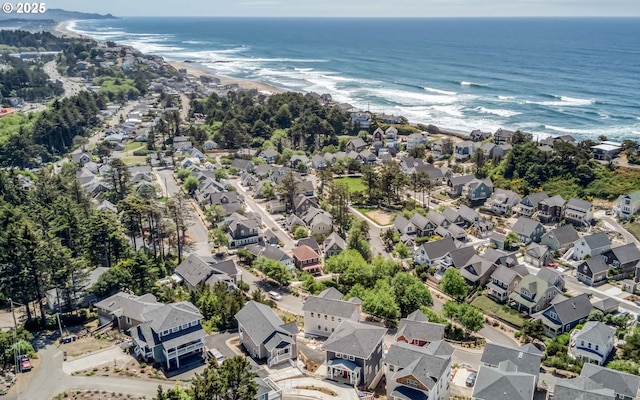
268, 291, 282, 301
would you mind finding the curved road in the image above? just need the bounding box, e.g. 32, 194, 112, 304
6, 344, 176, 400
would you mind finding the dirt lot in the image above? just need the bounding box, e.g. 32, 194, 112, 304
365, 210, 395, 226
61, 336, 113, 357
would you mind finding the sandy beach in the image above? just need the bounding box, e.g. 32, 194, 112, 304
52, 20, 83, 39
167, 60, 285, 95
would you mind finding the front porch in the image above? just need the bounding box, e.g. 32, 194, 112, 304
163, 339, 205, 370
327, 359, 361, 386
268, 346, 293, 367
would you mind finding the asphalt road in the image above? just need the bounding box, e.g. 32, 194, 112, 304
6, 343, 176, 400
44, 60, 83, 99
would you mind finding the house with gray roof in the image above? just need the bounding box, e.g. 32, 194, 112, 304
259, 246, 294, 273
395, 309, 445, 347
614, 190, 640, 220
385, 341, 452, 400
175, 254, 240, 289
409, 213, 436, 237
552, 376, 615, 400
509, 274, 561, 314
536, 267, 565, 290
463, 178, 494, 202
414, 237, 458, 266
577, 257, 610, 287
255, 377, 282, 400
565, 197, 595, 226
486, 188, 521, 215
487, 264, 528, 303
346, 138, 367, 152
458, 204, 481, 227
311, 154, 328, 169
538, 194, 566, 223
524, 243, 551, 267
541, 224, 580, 252
471, 129, 492, 142
235, 301, 298, 367
602, 243, 640, 280
72, 152, 92, 166
322, 320, 386, 388
591, 297, 619, 315
289, 154, 310, 169
440, 246, 497, 287
580, 363, 640, 400
512, 217, 545, 244
573, 232, 612, 261
323, 232, 346, 260
131, 301, 205, 370
227, 217, 260, 249
569, 321, 616, 365
95, 292, 162, 330
258, 149, 279, 164
442, 207, 465, 227
534, 293, 593, 337
448, 174, 476, 197
472, 361, 536, 400
394, 215, 417, 236
514, 192, 549, 218
302, 288, 361, 338
480, 343, 542, 382
231, 158, 255, 173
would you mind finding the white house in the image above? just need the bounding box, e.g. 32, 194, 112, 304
572, 232, 612, 261
615, 190, 640, 220
302, 288, 361, 338
568, 321, 615, 366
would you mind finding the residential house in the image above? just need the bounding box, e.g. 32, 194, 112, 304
131, 301, 206, 370
297, 237, 320, 254
538, 194, 566, 223
448, 175, 475, 198
71, 152, 92, 166
360, 150, 377, 165
591, 142, 622, 161
259, 149, 279, 164
442, 208, 466, 227
569, 321, 616, 366
227, 218, 260, 249
435, 223, 468, 243
175, 254, 240, 289
524, 243, 551, 267
489, 231, 507, 250
289, 154, 310, 169
264, 229, 279, 246
409, 213, 436, 238
414, 237, 458, 266
307, 211, 333, 237
385, 126, 399, 148
509, 274, 561, 314
535, 293, 593, 337
322, 320, 386, 388
470, 129, 492, 142
393, 215, 417, 236
235, 148, 257, 159
459, 205, 482, 228
486, 189, 521, 215
614, 190, 640, 220
487, 264, 528, 303
260, 246, 295, 274
454, 140, 477, 161
573, 232, 612, 261
292, 245, 322, 275
95, 292, 162, 330
311, 154, 328, 169
206, 191, 243, 214
324, 232, 346, 260
580, 363, 640, 400
463, 178, 494, 202
231, 159, 255, 174
493, 128, 515, 145
385, 341, 452, 400
591, 297, 620, 315
537, 267, 566, 291
514, 192, 549, 218
255, 377, 283, 400
552, 377, 615, 400
406, 132, 428, 151
512, 217, 545, 244
293, 193, 318, 216
565, 198, 595, 226
285, 214, 306, 233
302, 288, 361, 338
541, 224, 580, 252
346, 138, 367, 152
472, 362, 536, 400
203, 140, 218, 151
395, 309, 445, 346
481, 142, 502, 160
350, 112, 371, 129
602, 243, 640, 281
235, 301, 298, 367
480, 342, 543, 382
372, 127, 384, 142
577, 257, 610, 287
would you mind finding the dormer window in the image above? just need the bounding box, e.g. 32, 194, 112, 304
406, 378, 419, 388
549, 311, 557, 320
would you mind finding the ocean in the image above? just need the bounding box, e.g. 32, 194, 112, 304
69, 17, 640, 141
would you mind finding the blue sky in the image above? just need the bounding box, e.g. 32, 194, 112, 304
47, 0, 640, 17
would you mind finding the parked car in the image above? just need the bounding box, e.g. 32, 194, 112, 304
268, 291, 282, 301
466, 372, 477, 387
206, 348, 226, 364
19, 355, 32, 372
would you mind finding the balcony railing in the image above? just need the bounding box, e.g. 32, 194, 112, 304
268, 351, 292, 367
167, 341, 204, 358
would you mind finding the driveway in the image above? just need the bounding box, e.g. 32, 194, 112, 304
63, 346, 132, 374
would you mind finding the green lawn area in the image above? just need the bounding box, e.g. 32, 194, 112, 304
121, 156, 147, 165
471, 295, 525, 328
625, 222, 640, 242
123, 141, 145, 152
334, 176, 366, 194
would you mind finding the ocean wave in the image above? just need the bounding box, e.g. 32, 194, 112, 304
424, 87, 457, 96
475, 106, 521, 118
369, 88, 460, 105
498, 95, 515, 100
460, 81, 488, 87
183, 40, 211, 45
534, 95, 596, 107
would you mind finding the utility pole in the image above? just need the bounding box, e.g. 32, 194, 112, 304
9, 299, 18, 375
57, 313, 64, 339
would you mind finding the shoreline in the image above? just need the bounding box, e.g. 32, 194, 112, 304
52, 20, 83, 39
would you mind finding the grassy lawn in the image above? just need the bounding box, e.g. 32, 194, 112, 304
334, 176, 366, 194
625, 222, 640, 242
123, 141, 145, 152
471, 295, 525, 328
121, 156, 147, 165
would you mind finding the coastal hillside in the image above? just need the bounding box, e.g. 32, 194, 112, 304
0, 9, 116, 21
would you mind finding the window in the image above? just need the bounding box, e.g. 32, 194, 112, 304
596, 345, 599, 351
126, 316, 131, 324
389, 365, 395, 372
310, 312, 314, 318
324, 315, 328, 320
331, 328, 335, 332
324, 326, 328, 331
406, 378, 419, 387
190, 320, 199, 327
335, 353, 342, 359
181, 324, 188, 330
171, 326, 179, 333
348, 355, 355, 361
331, 316, 335, 321
318, 325, 321, 330
338, 318, 342, 322
549, 311, 557, 320
588, 342, 592, 349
